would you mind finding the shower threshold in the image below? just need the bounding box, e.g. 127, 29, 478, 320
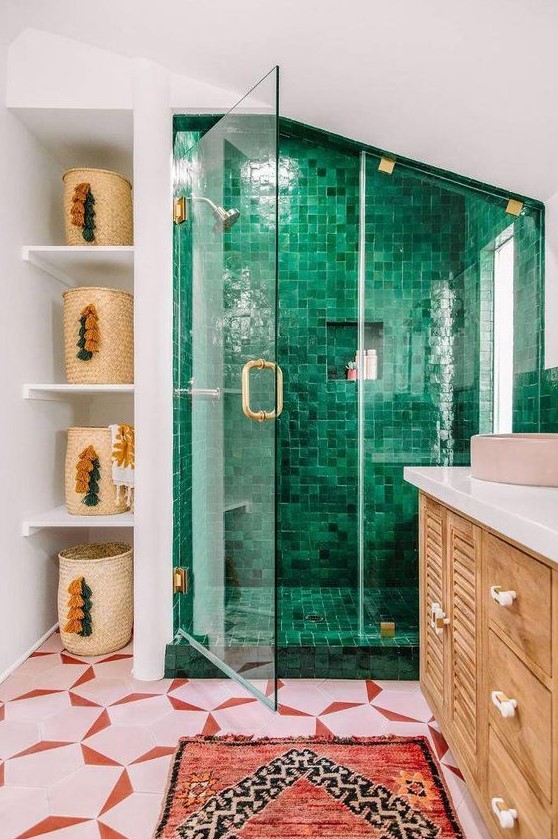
166, 586, 419, 680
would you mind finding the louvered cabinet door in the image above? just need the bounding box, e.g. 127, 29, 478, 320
420, 495, 446, 715
447, 512, 481, 782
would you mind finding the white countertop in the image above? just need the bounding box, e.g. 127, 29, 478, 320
404, 467, 558, 563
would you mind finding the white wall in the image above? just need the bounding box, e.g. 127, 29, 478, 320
7, 30, 243, 114
0, 43, 89, 678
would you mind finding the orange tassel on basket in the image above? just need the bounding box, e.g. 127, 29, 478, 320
71, 182, 95, 242
64, 577, 92, 637
67, 579, 83, 596
75, 445, 100, 506
77, 305, 100, 361
68, 595, 84, 608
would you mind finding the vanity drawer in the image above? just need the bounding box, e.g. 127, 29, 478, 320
488, 629, 552, 801
485, 532, 552, 675
487, 727, 551, 838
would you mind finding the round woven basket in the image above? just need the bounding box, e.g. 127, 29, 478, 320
63, 168, 133, 246
65, 427, 130, 516
63, 286, 133, 384
58, 542, 133, 656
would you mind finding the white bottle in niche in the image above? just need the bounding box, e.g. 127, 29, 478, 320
365, 349, 378, 380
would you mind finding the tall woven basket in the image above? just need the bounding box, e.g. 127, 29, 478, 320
58, 542, 133, 656
63, 286, 133, 384
66, 427, 130, 516
63, 168, 133, 246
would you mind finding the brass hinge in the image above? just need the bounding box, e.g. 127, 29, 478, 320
173, 567, 188, 594
380, 621, 395, 638
173, 196, 187, 224
378, 156, 396, 175
505, 198, 523, 217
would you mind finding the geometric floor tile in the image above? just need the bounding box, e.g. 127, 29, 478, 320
4, 742, 83, 788
0, 720, 41, 760
48, 765, 123, 818
0, 630, 490, 839
84, 725, 155, 765
128, 754, 174, 794
39, 707, 103, 743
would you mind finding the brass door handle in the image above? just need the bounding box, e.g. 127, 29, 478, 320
241, 359, 283, 421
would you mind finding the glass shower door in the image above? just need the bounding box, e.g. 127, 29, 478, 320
174, 69, 279, 708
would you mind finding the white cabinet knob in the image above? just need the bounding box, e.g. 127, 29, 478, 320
491, 691, 518, 718
430, 602, 450, 637
490, 586, 517, 607
491, 797, 518, 829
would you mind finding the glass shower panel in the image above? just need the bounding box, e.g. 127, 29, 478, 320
174, 68, 279, 707
361, 154, 543, 639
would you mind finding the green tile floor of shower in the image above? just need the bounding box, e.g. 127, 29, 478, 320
168, 115, 546, 682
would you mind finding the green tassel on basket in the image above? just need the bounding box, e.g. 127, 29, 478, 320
64, 577, 93, 637
70, 182, 96, 243
82, 191, 96, 242
79, 580, 93, 637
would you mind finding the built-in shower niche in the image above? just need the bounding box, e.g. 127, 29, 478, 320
326, 321, 383, 381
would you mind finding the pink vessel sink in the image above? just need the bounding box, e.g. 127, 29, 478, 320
471, 434, 558, 487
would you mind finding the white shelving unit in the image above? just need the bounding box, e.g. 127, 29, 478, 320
22, 243, 135, 536
22, 245, 134, 287
22, 505, 134, 536
23, 384, 134, 400
8, 36, 171, 679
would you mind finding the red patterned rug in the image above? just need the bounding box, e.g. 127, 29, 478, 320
154, 736, 463, 838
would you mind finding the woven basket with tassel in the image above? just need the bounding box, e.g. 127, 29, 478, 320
58, 542, 133, 656
65, 427, 130, 516
63, 286, 133, 384
63, 168, 133, 246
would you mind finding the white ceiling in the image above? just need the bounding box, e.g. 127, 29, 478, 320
3, 0, 558, 200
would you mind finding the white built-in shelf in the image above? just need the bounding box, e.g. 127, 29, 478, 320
23, 383, 134, 401
22, 245, 134, 288
22, 505, 134, 537
224, 500, 251, 513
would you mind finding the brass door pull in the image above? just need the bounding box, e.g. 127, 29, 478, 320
241, 359, 283, 421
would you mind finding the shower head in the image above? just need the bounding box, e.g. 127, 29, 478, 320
216, 207, 241, 231
189, 196, 240, 232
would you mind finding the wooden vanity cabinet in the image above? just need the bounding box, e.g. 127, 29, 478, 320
419, 492, 557, 838
419, 497, 482, 784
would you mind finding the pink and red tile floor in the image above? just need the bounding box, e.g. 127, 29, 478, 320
0, 632, 490, 838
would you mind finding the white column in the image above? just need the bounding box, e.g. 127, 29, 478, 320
132, 59, 173, 680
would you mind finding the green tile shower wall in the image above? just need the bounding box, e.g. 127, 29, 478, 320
173, 215, 193, 634
276, 137, 360, 587
362, 166, 465, 605
171, 115, 546, 679
172, 128, 202, 635
222, 139, 276, 592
